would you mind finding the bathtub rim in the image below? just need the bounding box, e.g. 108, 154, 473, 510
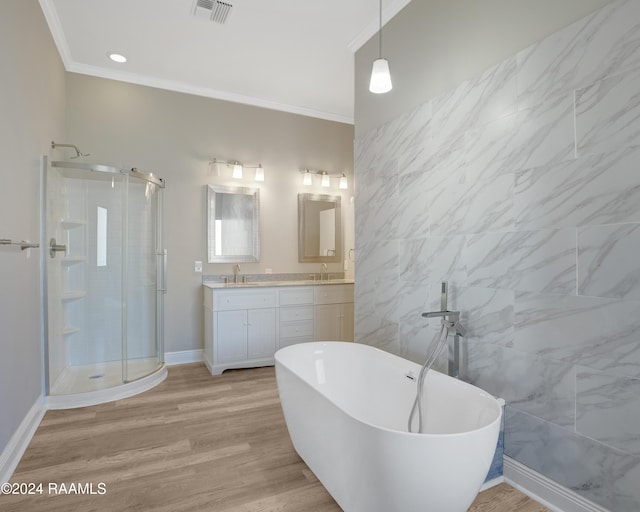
275, 341, 503, 439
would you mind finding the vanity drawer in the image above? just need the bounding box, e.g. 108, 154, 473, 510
278, 335, 314, 349
280, 305, 314, 323
279, 320, 314, 339
214, 290, 278, 311
279, 287, 314, 306
314, 284, 354, 305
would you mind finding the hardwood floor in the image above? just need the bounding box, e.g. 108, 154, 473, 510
3, 364, 549, 511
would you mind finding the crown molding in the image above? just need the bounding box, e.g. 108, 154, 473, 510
347, 0, 412, 53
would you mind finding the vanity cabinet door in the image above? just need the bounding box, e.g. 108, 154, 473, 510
314, 302, 354, 342
315, 304, 342, 341
216, 310, 248, 363
247, 308, 276, 359
341, 302, 354, 342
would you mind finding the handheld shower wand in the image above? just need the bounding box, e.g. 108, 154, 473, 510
408, 282, 467, 433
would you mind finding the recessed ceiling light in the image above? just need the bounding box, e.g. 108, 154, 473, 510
108, 53, 127, 63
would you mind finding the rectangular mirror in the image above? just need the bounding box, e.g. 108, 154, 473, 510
207, 184, 260, 263
298, 193, 341, 263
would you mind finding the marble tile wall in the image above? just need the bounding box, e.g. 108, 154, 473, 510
354, 1, 640, 510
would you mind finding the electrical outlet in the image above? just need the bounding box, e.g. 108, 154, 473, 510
194, 261, 202, 273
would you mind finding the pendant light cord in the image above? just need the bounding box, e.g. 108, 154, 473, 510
378, 0, 382, 58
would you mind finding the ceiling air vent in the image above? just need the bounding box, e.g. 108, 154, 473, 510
192, 0, 233, 24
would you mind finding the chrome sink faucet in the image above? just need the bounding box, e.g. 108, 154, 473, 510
320, 263, 328, 281
233, 264, 241, 284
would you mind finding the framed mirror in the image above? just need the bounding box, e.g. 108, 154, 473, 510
207, 185, 260, 263
298, 193, 341, 262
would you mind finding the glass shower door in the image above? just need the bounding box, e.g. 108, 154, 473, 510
123, 174, 164, 382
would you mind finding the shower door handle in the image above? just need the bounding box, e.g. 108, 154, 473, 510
49, 238, 67, 258
157, 249, 167, 293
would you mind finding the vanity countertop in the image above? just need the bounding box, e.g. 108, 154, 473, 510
203, 279, 354, 289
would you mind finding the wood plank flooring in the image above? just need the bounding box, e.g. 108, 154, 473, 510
2, 364, 549, 511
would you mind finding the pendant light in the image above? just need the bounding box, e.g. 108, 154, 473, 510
369, 0, 392, 94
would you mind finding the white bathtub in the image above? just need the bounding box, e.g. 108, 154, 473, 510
275, 341, 502, 512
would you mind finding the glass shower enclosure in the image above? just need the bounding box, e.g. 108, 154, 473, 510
41, 157, 167, 407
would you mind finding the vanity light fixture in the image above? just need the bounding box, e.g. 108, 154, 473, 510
369, 0, 392, 94
301, 169, 348, 189
211, 158, 265, 182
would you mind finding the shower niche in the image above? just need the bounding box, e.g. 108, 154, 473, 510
42, 157, 167, 408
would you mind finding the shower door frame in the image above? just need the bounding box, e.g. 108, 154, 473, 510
40, 156, 166, 397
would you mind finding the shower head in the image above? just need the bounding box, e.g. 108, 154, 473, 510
51, 141, 90, 159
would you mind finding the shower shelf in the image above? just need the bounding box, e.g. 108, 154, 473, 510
61, 291, 86, 302
61, 256, 84, 266
60, 219, 86, 229
63, 326, 80, 336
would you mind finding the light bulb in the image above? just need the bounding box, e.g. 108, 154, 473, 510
321, 172, 330, 188
339, 173, 348, 189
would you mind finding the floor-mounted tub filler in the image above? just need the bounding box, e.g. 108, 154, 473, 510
275, 341, 502, 512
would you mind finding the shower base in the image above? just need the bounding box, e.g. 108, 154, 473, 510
47, 359, 167, 409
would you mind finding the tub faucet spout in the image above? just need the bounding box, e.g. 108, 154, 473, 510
422, 310, 460, 322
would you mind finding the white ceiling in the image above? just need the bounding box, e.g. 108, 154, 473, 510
40, 0, 411, 124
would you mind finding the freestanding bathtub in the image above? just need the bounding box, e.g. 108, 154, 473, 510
275, 341, 502, 512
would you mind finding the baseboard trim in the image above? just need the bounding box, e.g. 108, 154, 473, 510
164, 349, 203, 366
0, 396, 46, 483
504, 456, 609, 512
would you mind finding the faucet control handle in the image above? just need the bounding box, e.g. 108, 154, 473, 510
421, 310, 460, 321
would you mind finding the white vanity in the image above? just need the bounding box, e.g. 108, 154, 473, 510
203, 280, 354, 375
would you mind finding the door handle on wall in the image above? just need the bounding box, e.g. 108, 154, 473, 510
157, 249, 167, 293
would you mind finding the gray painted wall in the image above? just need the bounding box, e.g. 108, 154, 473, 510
0, 0, 66, 454
355, 0, 614, 135
65, 74, 354, 354
353, 0, 640, 509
